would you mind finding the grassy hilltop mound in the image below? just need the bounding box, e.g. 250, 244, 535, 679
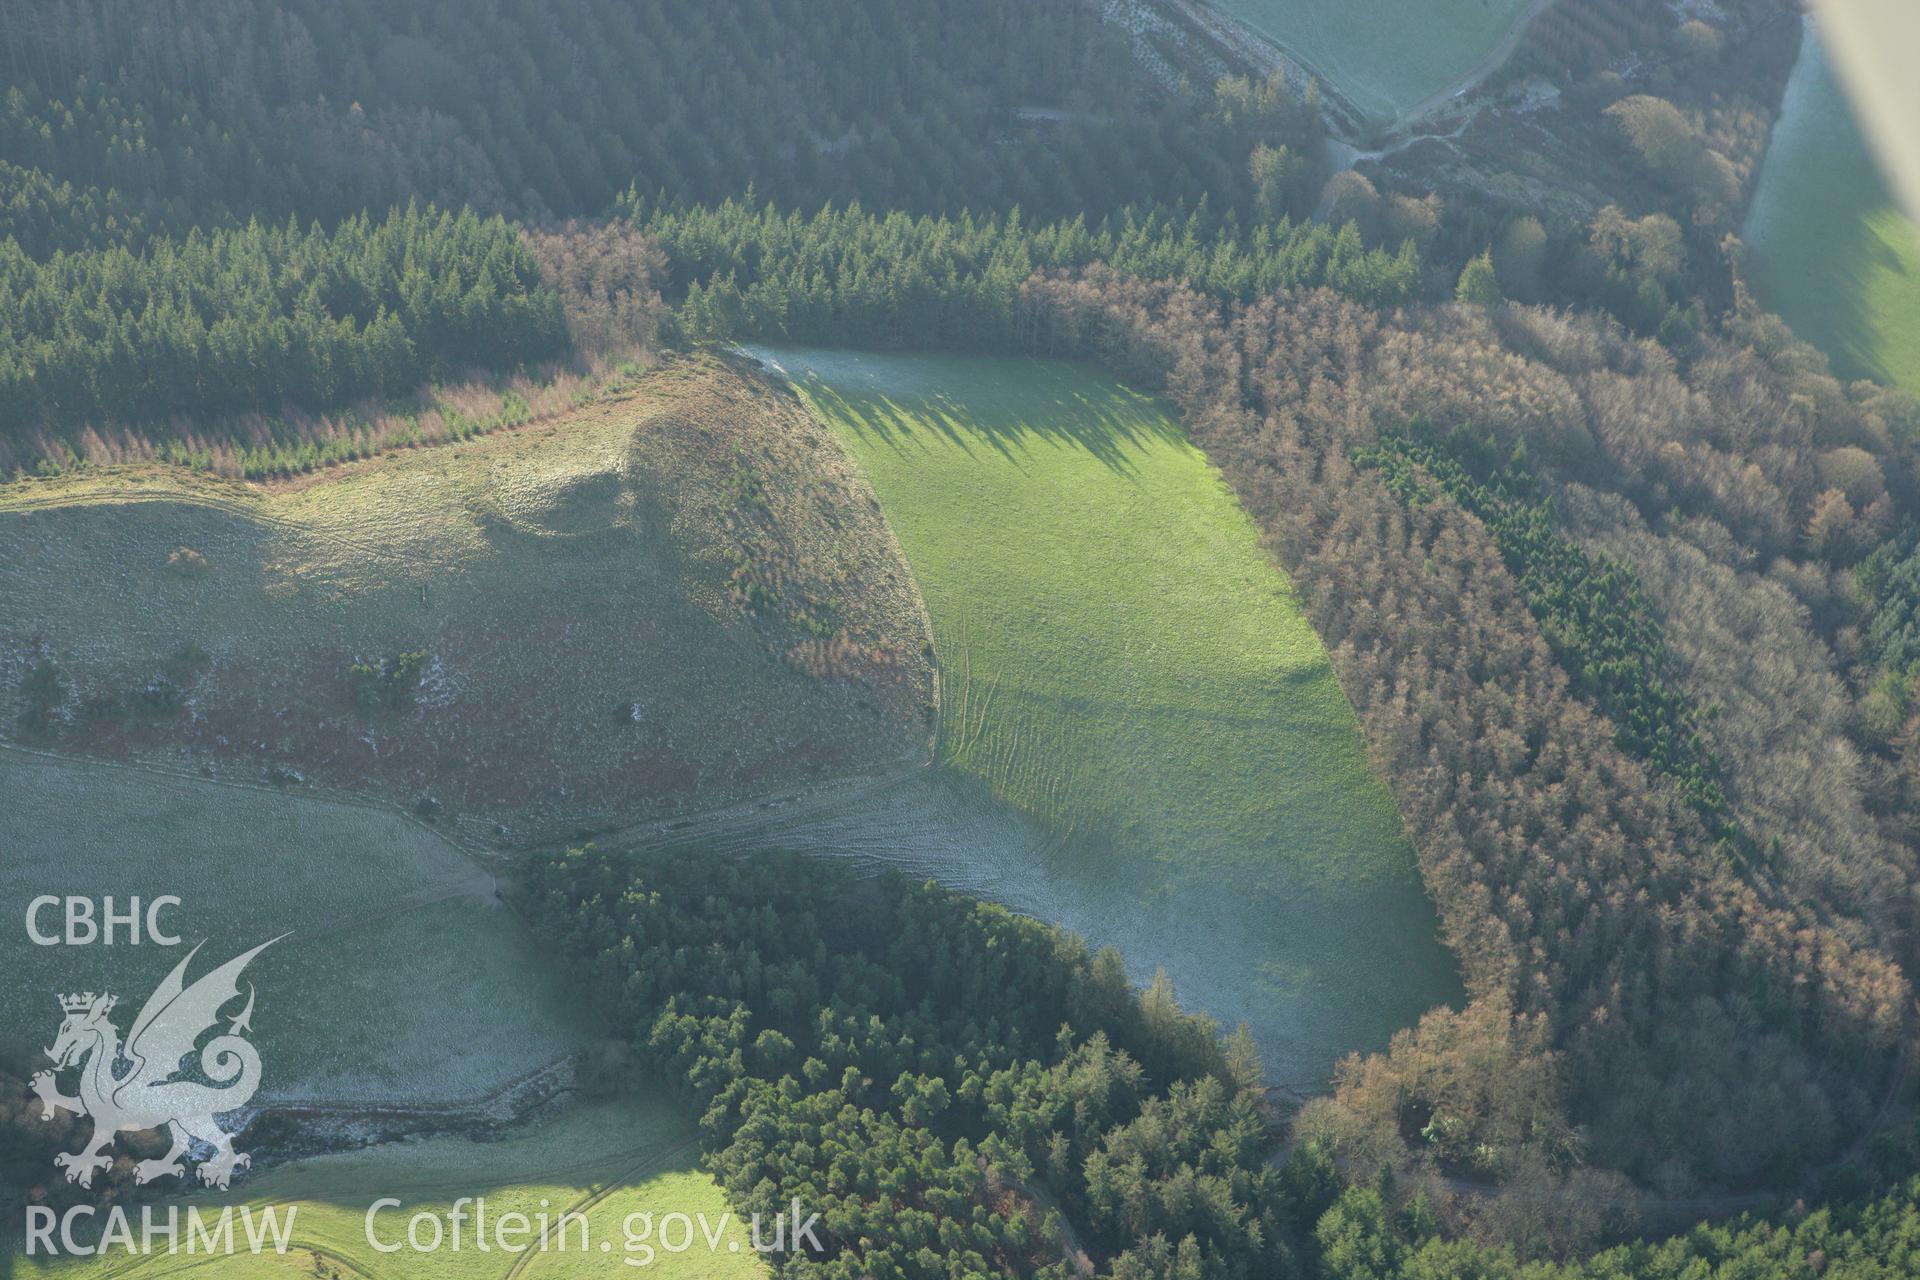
748, 349, 1461, 1088
0, 357, 934, 844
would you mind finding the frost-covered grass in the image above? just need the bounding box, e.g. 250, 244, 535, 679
1209, 0, 1531, 123
9, 1099, 762, 1280
755, 348, 1459, 1088
0, 746, 590, 1105
1746, 24, 1920, 395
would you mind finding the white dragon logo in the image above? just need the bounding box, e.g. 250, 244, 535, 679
31, 938, 281, 1191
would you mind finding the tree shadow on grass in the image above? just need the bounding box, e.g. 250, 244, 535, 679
1768, 194, 1916, 388
768, 350, 1185, 479
1746, 27, 1920, 392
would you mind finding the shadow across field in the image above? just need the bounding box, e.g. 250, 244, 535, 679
795, 362, 1182, 479
744, 346, 1463, 1091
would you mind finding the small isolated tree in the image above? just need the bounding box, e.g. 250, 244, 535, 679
1223, 1021, 1265, 1096
1248, 142, 1294, 219
1495, 215, 1548, 301
1590, 205, 1685, 284
1607, 95, 1697, 176
166, 545, 210, 578
1817, 446, 1887, 509
1859, 668, 1910, 744
1319, 170, 1382, 240
1383, 193, 1441, 253
1806, 487, 1859, 562
1675, 19, 1723, 61
681, 272, 744, 343
1456, 250, 1503, 308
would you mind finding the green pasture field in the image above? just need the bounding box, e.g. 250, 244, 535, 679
0, 746, 589, 1106
1208, 0, 1534, 124
9, 1098, 764, 1280
1745, 23, 1920, 395
751, 348, 1460, 1088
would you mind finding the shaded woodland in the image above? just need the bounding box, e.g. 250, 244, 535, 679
1012, 271, 1920, 1224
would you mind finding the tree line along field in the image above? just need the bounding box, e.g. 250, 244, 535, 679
0, 746, 588, 1106
9, 1098, 763, 1280
755, 348, 1462, 1089
1744, 21, 1920, 395
1205, 0, 1533, 124
0, 356, 934, 846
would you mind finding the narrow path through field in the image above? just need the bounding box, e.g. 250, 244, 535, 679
501, 1139, 703, 1280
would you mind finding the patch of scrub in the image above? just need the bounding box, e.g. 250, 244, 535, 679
1745, 20, 1920, 394
1207, 0, 1532, 123
8, 1099, 762, 1280
749, 347, 1461, 1089
0, 746, 590, 1106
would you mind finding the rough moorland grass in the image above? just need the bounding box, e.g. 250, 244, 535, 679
1745, 24, 1920, 395
756, 348, 1460, 1088
9, 1099, 764, 1280
0, 356, 932, 845
0, 746, 590, 1106
1209, 0, 1531, 123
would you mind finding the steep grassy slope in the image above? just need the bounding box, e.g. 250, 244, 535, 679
1745, 23, 1920, 394
11, 1099, 764, 1280
751, 348, 1460, 1088
1208, 0, 1533, 123
0, 746, 585, 1106
0, 357, 933, 844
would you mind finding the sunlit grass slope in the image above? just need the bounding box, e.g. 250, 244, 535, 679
757, 347, 1460, 1087
1746, 23, 1920, 394
12, 1099, 764, 1280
